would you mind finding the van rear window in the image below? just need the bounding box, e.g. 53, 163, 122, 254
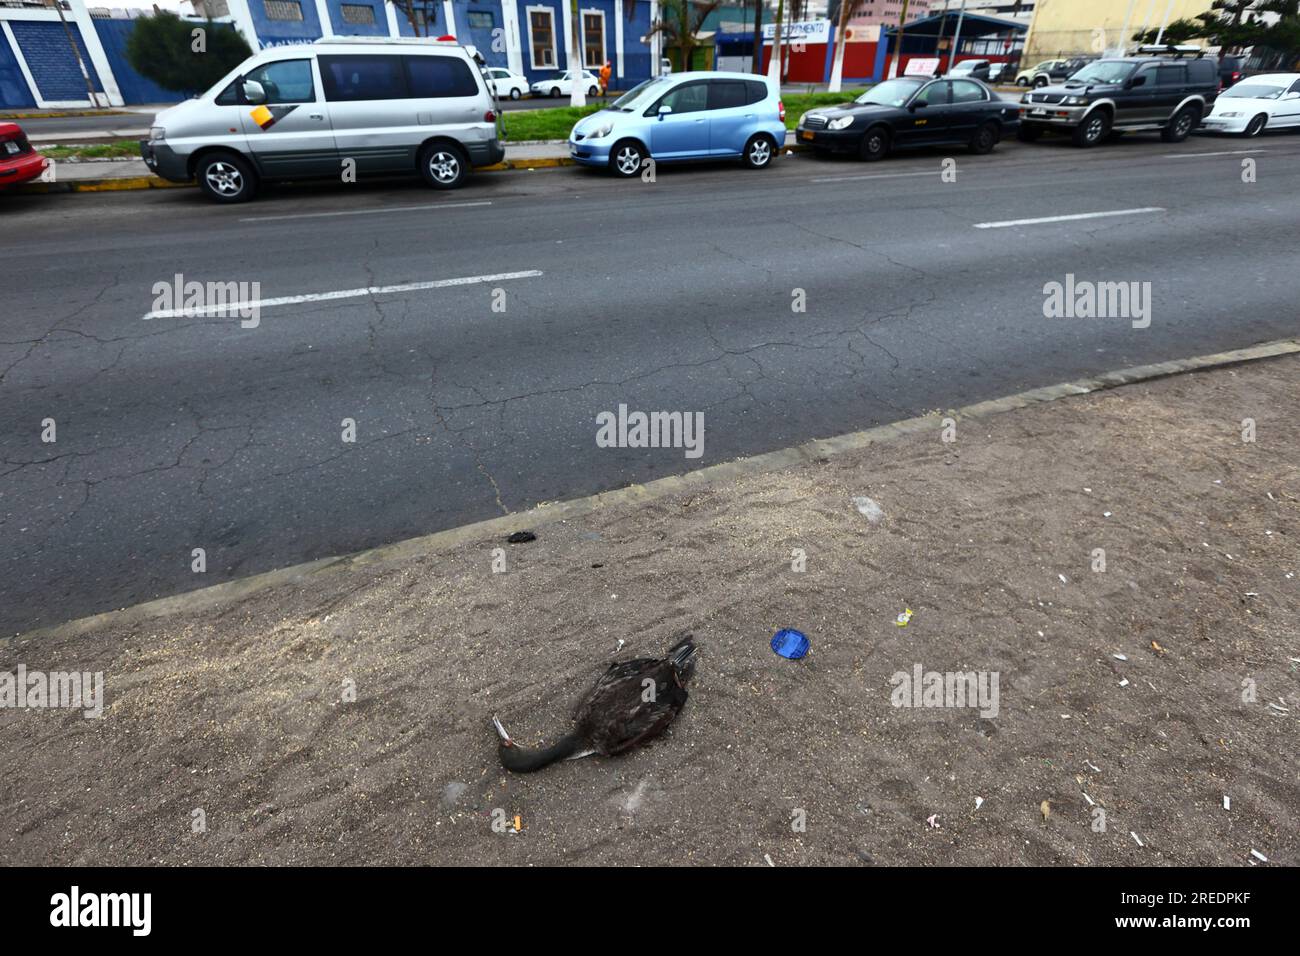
320, 54, 410, 101
406, 55, 480, 98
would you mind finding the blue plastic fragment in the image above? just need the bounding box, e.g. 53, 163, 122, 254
771, 628, 810, 659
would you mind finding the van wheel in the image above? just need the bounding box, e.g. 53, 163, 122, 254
196, 152, 257, 203
742, 133, 777, 168
419, 142, 469, 189
1161, 105, 1198, 142
859, 126, 890, 161
1072, 111, 1109, 147
1243, 113, 1267, 137
969, 121, 999, 154
610, 140, 646, 178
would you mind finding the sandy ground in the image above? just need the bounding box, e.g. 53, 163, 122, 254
1, 356, 1297, 866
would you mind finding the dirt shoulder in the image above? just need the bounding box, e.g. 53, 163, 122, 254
2, 355, 1297, 866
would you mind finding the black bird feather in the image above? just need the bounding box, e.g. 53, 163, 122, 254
493, 635, 697, 773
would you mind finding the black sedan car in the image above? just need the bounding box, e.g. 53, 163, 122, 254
796, 76, 1020, 162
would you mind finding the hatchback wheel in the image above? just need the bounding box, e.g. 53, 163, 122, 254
743, 133, 776, 169
419, 142, 468, 189
196, 152, 257, 203
1161, 105, 1198, 143
1072, 111, 1109, 148
1243, 113, 1267, 137
610, 140, 646, 178
859, 126, 889, 162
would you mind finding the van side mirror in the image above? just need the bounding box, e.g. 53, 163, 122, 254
243, 79, 266, 105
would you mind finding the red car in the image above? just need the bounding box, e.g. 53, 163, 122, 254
0, 122, 49, 189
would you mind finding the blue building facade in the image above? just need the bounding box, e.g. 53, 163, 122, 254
0, 0, 660, 109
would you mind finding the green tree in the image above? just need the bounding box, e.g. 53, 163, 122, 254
125, 13, 252, 95
648, 0, 721, 74
1132, 18, 1206, 44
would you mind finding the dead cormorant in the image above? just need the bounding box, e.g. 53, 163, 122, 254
492, 635, 697, 773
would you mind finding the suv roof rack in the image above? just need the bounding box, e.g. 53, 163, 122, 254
1134, 43, 1206, 58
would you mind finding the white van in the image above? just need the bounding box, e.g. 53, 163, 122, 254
141, 37, 504, 203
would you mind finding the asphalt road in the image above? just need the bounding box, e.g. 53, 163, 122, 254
3, 130, 1299, 634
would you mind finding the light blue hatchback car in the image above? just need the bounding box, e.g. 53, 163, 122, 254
567, 71, 786, 177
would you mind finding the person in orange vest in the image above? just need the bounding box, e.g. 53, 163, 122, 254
599, 60, 612, 99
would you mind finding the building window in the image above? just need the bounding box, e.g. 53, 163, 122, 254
581, 10, 605, 69
466, 10, 495, 29
527, 7, 556, 69
340, 3, 376, 25
263, 0, 303, 21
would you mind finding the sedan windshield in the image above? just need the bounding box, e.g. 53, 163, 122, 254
611, 77, 672, 111
1065, 61, 1134, 85
855, 77, 925, 107
1222, 83, 1285, 99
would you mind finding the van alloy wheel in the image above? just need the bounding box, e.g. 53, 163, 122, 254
205, 161, 244, 198
427, 150, 461, 184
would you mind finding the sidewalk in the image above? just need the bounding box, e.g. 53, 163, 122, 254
2, 346, 1296, 865
26, 132, 803, 191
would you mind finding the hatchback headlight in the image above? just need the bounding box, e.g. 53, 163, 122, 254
150, 127, 166, 142
587, 123, 613, 139
828, 116, 854, 130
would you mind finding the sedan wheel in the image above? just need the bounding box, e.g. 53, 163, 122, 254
550, 87, 561, 98
859, 127, 889, 162
1244, 114, 1267, 137
510, 88, 521, 100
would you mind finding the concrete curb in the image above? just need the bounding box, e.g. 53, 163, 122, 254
13, 336, 1298, 644
0, 109, 130, 120
14, 143, 812, 194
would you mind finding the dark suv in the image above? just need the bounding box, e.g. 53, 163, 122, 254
1017, 53, 1219, 147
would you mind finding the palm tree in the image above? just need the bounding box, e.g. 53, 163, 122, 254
648, 0, 722, 75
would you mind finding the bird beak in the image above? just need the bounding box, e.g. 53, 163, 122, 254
492, 714, 513, 746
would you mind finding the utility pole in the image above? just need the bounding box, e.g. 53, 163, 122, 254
752, 0, 763, 73
884, 0, 910, 81
51, 0, 100, 108
1153, 0, 1177, 46
767, 0, 784, 83
827, 1, 855, 93
950, 0, 968, 74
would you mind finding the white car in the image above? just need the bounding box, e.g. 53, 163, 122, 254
485, 67, 529, 100
1201, 73, 1300, 136
530, 69, 600, 98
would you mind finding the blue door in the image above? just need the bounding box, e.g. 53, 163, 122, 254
649, 80, 710, 159
706, 79, 756, 156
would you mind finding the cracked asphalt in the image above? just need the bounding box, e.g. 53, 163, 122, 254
3, 132, 1299, 635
